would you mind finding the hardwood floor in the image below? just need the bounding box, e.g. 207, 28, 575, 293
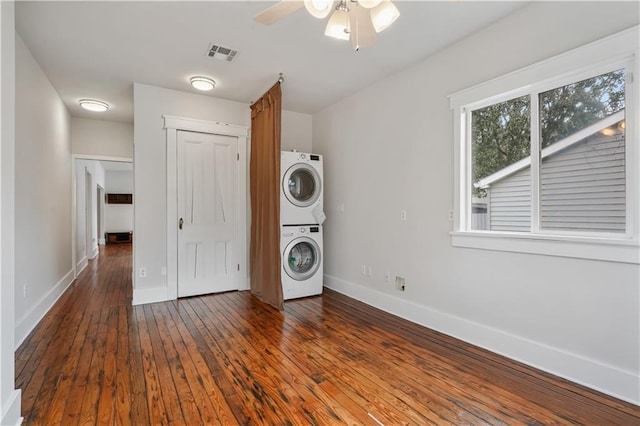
16, 243, 639, 425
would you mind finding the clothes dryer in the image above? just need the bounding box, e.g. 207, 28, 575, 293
281, 225, 323, 300
281, 151, 324, 225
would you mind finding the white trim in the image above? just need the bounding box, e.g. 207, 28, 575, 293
14, 269, 74, 348
530, 88, 540, 234
0, 389, 23, 426
132, 285, 169, 306
163, 115, 249, 302
452, 26, 639, 259
166, 127, 178, 300
76, 255, 88, 274
73, 154, 133, 162
163, 115, 248, 137
324, 274, 640, 405
89, 245, 99, 260
237, 127, 249, 291
71, 154, 133, 280
451, 231, 639, 264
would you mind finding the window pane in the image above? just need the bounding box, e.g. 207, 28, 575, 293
471, 95, 531, 231
539, 70, 625, 233
540, 70, 625, 147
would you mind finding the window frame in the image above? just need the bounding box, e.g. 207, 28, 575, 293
450, 26, 639, 264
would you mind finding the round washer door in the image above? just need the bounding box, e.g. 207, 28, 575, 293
283, 236, 321, 281
283, 163, 321, 207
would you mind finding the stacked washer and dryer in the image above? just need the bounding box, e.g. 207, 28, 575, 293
280, 151, 325, 300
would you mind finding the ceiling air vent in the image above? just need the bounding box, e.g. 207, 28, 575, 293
206, 43, 238, 62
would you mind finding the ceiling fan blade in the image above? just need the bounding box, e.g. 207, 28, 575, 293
350, 3, 376, 50
253, 1, 305, 25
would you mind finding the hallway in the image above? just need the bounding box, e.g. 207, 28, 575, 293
15, 243, 134, 424
15, 244, 640, 425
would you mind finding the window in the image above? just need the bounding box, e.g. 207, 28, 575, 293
471, 94, 531, 231
450, 27, 639, 264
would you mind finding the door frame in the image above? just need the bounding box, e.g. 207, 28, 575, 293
163, 116, 249, 300
85, 168, 93, 261
96, 185, 105, 245
71, 154, 133, 279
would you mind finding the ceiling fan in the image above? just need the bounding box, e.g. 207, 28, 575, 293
253, 0, 400, 51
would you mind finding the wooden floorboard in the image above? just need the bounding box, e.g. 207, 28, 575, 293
16, 243, 640, 425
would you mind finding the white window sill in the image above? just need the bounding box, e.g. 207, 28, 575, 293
451, 231, 640, 264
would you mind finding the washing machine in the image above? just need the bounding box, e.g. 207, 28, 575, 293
281, 151, 324, 225
281, 225, 323, 300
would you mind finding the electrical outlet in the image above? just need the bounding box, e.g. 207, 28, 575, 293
361, 264, 367, 275
337, 203, 345, 212
139, 267, 147, 278
395, 276, 406, 291
384, 273, 390, 283
23, 284, 27, 299
367, 265, 373, 277
400, 210, 407, 221
448, 209, 454, 221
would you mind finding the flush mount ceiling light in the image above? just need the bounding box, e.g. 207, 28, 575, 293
254, 0, 400, 51
79, 99, 109, 112
190, 76, 216, 91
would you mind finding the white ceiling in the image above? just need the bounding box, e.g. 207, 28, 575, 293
15, 1, 526, 123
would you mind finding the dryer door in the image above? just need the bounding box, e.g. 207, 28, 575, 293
283, 236, 321, 281
283, 163, 321, 207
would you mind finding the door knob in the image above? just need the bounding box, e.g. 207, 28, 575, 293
179, 218, 184, 230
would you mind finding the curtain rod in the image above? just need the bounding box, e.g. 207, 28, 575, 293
251, 73, 284, 106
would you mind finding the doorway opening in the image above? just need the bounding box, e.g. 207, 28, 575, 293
72, 156, 133, 279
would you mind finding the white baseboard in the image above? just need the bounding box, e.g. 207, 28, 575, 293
76, 255, 88, 275
324, 274, 640, 405
89, 246, 99, 259
133, 285, 169, 306
0, 389, 22, 426
15, 269, 75, 348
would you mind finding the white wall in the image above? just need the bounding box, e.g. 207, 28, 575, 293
133, 83, 312, 304
71, 117, 133, 159
282, 110, 312, 153
104, 170, 133, 232
313, 2, 640, 404
74, 159, 105, 271
14, 34, 74, 348
0, 2, 22, 424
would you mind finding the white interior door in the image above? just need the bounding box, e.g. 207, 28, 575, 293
177, 130, 239, 298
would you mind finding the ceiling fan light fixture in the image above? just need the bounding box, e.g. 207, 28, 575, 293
357, 0, 382, 9
325, 5, 350, 40
304, 0, 333, 19
371, 0, 400, 33
190, 76, 216, 91
79, 99, 109, 112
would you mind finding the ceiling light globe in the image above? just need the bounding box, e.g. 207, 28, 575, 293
357, 0, 382, 9
371, 1, 400, 33
190, 76, 216, 91
79, 99, 109, 112
304, 0, 333, 19
325, 9, 350, 40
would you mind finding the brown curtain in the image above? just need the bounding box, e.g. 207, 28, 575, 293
249, 82, 283, 311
